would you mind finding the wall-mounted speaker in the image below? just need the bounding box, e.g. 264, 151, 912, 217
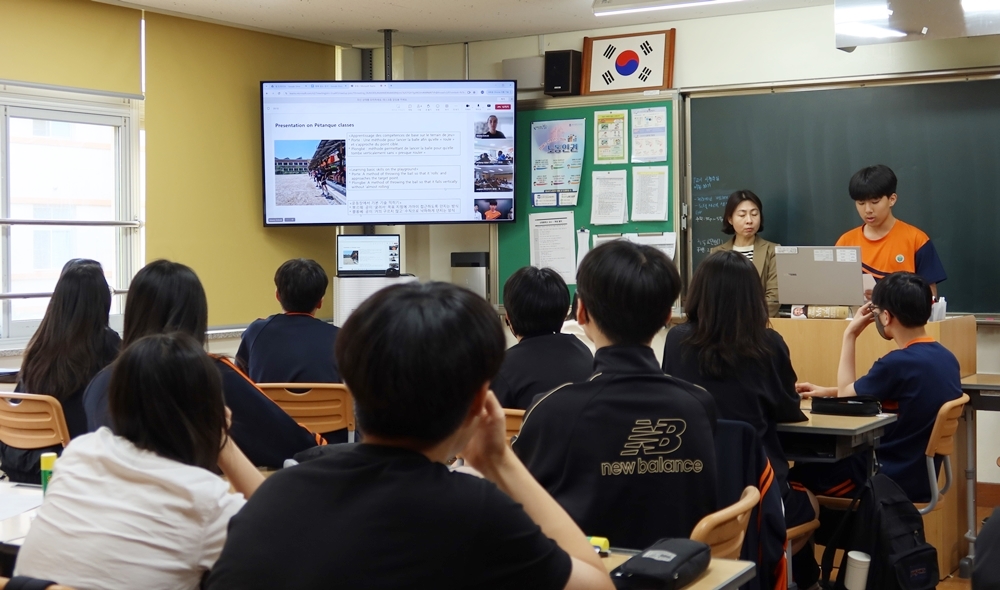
544, 50, 582, 97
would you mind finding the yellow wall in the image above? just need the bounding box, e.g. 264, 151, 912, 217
145, 13, 340, 326
0, 0, 141, 95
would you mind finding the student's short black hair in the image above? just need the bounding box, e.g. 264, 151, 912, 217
871, 272, 932, 328
721, 190, 765, 235
849, 165, 897, 201
110, 333, 226, 471
576, 241, 680, 346
335, 282, 505, 444
488, 199, 498, 206
274, 258, 328, 313
123, 260, 208, 347
504, 267, 569, 338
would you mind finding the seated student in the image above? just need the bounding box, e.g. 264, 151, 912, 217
514, 241, 718, 550
561, 294, 670, 365
83, 260, 320, 469
15, 333, 264, 590
206, 283, 613, 590
836, 164, 946, 296
493, 266, 593, 410
0, 260, 120, 483
235, 258, 340, 384
663, 251, 813, 527
793, 272, 962, 502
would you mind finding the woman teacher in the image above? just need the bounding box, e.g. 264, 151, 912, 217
710, 190, 780, 316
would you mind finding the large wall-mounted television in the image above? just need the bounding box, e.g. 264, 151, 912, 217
261, 80, 517, 226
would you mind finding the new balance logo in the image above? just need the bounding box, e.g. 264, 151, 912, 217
602, 70, 615, 85
621, 419, 685, 456
638, 67, 652, 82
600, 419, 703, 477
640, 41, 653, 55
603, 45, 617, 59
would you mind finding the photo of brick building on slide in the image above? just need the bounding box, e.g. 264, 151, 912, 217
274, 139, 346, 205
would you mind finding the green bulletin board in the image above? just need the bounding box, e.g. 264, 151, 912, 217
498, 95, 675, 304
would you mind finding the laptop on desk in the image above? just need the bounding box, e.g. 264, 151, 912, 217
775, 246, 864, 307
336, 234, 401, 277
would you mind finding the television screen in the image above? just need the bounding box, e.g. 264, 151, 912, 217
336, 234, 400, 276
261, 80, 517, 226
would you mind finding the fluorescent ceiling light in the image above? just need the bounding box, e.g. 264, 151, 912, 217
836, 21, 908, 37
834, 4, 892, 22
961, 0, 1000, 13
594, 0, 745, 17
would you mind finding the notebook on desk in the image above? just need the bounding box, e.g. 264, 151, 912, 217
776, 246, 864, 307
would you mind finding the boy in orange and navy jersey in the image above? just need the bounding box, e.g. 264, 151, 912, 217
835, 165, 946, 296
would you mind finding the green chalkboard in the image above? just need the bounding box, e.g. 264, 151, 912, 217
498, 95, 674, 304
689, 78, 1000, 314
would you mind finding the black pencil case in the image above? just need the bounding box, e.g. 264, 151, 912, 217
811, 395, 882, 416
610, 538, 711, 590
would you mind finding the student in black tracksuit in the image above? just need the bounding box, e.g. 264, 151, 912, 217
492, 266, 593, 410
83, 260, 319, 469
235, 259, 345, 442
207, 282, 615, 590
514, 241, 718, 550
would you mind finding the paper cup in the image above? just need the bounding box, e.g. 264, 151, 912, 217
844, 551, 871, 590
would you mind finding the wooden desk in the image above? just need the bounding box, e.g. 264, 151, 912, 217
771, 315, 977, 386
957, 374, 1000, 576
603, 551, 755, 590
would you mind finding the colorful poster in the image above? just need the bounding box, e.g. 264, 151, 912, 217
530, 119, 585, 208
631, 106, 668, 163
594, 110, 628, 165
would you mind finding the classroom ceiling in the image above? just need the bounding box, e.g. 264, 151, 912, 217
93, 0, 832, 47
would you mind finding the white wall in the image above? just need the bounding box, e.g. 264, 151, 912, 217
463, 5, 1000, 90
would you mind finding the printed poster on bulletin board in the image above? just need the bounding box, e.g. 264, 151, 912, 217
531, 119, 585, 207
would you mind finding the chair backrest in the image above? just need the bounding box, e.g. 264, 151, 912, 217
503, 408, 524, 445
689, 485, 760, 560
255, 383, 355, 435
0, 577, 76, 590
925, 393, 969, 458
0, 392, 71, 449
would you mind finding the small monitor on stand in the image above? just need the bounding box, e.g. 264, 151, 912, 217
336, 234, 401, 277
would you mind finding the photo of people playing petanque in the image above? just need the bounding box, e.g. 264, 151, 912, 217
475, 169, 513, 192
274, 139, 346, 206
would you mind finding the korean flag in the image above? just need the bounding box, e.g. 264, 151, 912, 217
588, 36, 665, 93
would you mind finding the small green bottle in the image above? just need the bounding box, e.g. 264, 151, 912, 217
40, 452, 57, 494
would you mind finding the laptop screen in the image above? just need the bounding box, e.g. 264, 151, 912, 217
337, 234, 401, 276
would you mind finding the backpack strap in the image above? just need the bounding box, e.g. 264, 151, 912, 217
5, 577, 59, 590
819, 482, 867, 590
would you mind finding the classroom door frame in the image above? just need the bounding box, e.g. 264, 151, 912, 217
677, 65, 1000, 316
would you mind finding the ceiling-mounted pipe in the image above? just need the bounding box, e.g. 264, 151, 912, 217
379, 29, 396, 80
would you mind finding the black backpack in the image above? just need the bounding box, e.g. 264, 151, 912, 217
820, 474, 939, 590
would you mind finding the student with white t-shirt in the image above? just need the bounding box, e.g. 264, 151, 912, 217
15, 333, 264, 590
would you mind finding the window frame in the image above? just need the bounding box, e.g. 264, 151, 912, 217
0, 83, 142, 346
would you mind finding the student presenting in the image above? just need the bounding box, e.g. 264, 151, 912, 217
835, 165, 946, 296
792, 272, 962, 502
710, 190, 780, 317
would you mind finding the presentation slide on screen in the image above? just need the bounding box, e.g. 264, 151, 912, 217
262, 81, 516, 225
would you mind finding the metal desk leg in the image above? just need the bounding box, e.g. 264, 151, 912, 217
960, 405, 976, 579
